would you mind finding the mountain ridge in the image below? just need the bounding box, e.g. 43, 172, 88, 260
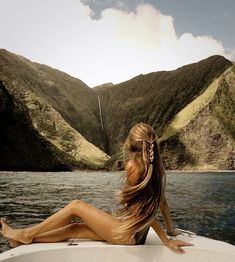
0, 49, 108, 170
0, 49, 104, 150
159, 65, 235, 170
0, 49, 234, 170
95, 55, 232, 155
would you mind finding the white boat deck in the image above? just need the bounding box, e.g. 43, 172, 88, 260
0, 228, 234, 262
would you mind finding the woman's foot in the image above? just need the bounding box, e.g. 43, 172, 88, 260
9, 239, 22, 248
0, 218, 32, 245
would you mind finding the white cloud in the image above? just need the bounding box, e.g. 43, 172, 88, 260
226, 48, 235, 61
0, 1, 231, 87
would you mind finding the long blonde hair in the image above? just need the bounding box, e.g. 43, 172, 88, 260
113, 122, 166, 243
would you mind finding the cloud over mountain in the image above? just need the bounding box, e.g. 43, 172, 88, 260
0, 0, 232, 86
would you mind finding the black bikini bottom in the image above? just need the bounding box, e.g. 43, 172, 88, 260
134, 226, 150, 245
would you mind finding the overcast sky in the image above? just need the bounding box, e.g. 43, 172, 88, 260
0, 0, 234, 87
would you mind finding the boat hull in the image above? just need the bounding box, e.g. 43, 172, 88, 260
0, 229, 234, 262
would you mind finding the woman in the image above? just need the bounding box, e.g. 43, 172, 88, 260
1, 123, 192, 254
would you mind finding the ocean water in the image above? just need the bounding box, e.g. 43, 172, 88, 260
0, 171, 234, 253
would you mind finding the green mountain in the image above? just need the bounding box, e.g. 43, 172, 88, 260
95, 56, 232, 156
0, 49, 234, 171
0, 49, 109, 171
159, 65, 235, 170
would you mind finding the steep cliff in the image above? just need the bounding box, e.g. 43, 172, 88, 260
159, 65, 235, 170
0, 49, 234, 171
95, 55, 232, 156
0, 81, 71, 171
0, 49, 104, 150
105, 64, 235, 171
0, 49, 109, 171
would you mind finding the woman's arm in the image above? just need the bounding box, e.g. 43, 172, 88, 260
161, 196, 174, 234
150, 218, 193, 254
161, 196, 181, 236
150, 218, 169, 245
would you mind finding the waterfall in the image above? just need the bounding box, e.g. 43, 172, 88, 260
97, 94, 104, 131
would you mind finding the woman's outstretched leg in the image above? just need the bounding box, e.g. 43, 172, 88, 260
5, 223, 104, 248
1, 200, 125, 245
33, 223, 104, 243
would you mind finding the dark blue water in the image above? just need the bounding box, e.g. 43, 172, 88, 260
0, 171, 234, 253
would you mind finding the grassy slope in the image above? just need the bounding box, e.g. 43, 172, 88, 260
0, 81, 73, 171
0, 49, 104, 150
160, 65, 235, 170
0, 49, 109, 170
159, 66, 234, 142
23, 86, 109, 168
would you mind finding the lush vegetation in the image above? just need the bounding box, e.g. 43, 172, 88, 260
96, 56, 232, 155
0, 49, 108, 171
0, 49, 104, 150
0, 49, 233, 171
0, 81, 72, 171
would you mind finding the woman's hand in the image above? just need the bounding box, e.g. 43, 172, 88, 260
166, 239, 193, 254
